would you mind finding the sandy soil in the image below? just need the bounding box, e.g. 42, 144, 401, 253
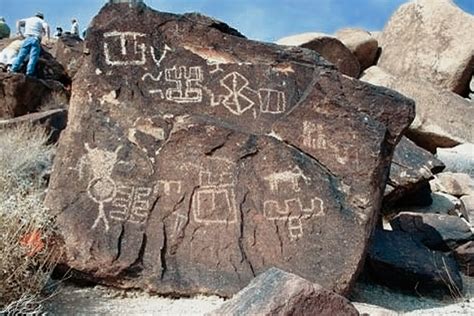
44, 275, 474, 315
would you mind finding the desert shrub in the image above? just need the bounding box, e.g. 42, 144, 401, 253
0, 124, 59, 313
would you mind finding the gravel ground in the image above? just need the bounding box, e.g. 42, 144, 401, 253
44, 275, 473, 315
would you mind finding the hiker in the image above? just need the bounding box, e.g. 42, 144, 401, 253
0, 17, 10, 39
0, 39, 24, 66
55, 26, 63, 38
10, 12, 50, 77
71, 19, 79, 37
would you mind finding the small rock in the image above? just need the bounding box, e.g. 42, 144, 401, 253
460, 195, 474, 226
207, 268, 359, 316
431, 172, 474, 197
335, 28, 379, 71
388, 192, 465, 219
276, 32, 361, 77
384, 137, 444, 206
367, 229, 463, 296
390, 212, 473, 251
436, 144, 474, 178
453, 241, 474, 276
352, 303, 397, 316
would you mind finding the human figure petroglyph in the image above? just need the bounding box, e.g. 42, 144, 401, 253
77, 143, 122, 232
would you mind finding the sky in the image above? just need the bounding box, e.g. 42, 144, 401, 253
0, 0, 473, 42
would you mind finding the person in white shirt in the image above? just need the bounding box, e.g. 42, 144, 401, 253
10, 12, 50, 77
71, 18, 79, 37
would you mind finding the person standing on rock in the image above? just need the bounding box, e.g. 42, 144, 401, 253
0, 17, 10, 39
71, 19, 79, 37
10, 12, 50, 77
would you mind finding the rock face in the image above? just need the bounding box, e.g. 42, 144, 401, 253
436, 144, 474, 178
0, 73, 69, 119
367, 229, 463, 295
390, 212, 473, 251
432, 172, 474, 197
377, 0, 474, 96
55, 34, 84, 79
335, 28, 379, 72
208, 268, 359, 316
384, 137, 444, 206
45, 4, 414, 297
276, 32, 361, 78
0, 109, 67, 143
454, 241, 474, 276
361, 66, 474, 151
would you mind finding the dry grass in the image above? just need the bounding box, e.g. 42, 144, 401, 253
0, 124, 59, 313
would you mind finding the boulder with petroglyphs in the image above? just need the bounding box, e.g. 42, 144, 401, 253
45, 3, 414, 297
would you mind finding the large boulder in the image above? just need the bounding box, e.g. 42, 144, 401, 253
0, 109, 67, 143
276, 32, 361, 77
367, 229, 463, 296
361, 66, 474, 152
390, 212, 473, 251
0, 73, 69, 119
55, 34, 85, 79
454, 241, 474, 276
377, 0, 474, 96
45, 3, 414, 297
436, 144, 474, 178
335, 28, 379, 72
208, 268, 359, 316
431, 172, 474, 197
384, 137, 444, 206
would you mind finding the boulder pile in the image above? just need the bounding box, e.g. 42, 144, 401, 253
0, 0, 472, 313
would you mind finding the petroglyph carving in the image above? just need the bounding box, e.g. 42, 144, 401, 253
264, 166, 307, 192
165, 66, 203, 103
173, 213, 188, 237
220, 71, 256, 115
156, 180, 182, 196
192, 160, 237, 225
264, 197, 324, 239
258, 89, 286, 114
302, 121, 357, 166
110, 185, 153, 225
104, 31, 147, 66
77, 144, 122, 232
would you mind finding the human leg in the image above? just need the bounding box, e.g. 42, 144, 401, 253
10, 38, 32, 72
26, 37, 41, 76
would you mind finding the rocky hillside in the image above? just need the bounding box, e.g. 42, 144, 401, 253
0, 0, 472, 314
